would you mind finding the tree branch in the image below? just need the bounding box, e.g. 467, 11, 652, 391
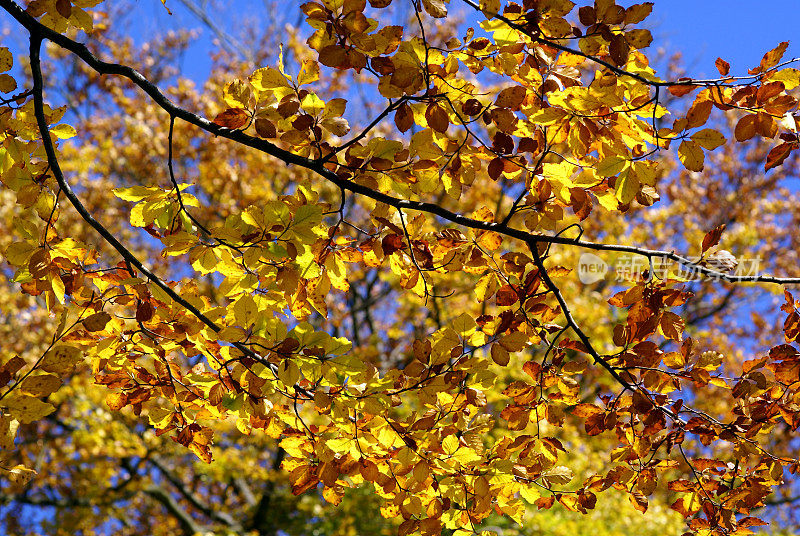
145, 486, 206, 536
150, 457, 242, 531
6, 0, 799, 286
247, 447, 285, 536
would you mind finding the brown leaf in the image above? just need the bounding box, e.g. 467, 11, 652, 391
255, 117, 277, 138
488, 157, 504, 180
382, 233, 404, 255
765, 142, 795, 171
569, 187, 592, 221
83, 311, 112, 332
55, 0, 72, 18
629, 491, 648, 513
495, 86, 526, 110
136, 300, 155, 323
686, 99, 712, 129
491, 344, 510, 366
752, 41, 789, 74
425, 102, 449, 133
290, 464, 320, 495
701, 224, 726, 253
462, 98, 482, 116
734, 114, 756, 141
495, 285, 519, 306
212, 107, 249, 129
609, 34, 630, 66
668, 80, 697, 97
625, 3, 653, 24
578, 6, 595, 25
660, 311, 685, 342
421, 0, 446, 17
714, 57, 730, 76
394, 102, 413, 132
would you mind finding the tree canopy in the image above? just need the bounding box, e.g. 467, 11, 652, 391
1, 0, 800, 535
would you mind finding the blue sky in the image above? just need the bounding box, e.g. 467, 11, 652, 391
119, 0, 800, 86
650, 0, 799, 76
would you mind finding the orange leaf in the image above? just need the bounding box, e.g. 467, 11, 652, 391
495, 285, 519, 306
425, 102, 449, 133
751, 41, 789, 74
394, 102, 413, 132
714, 57, 730, 76
212, 107, 249, 129
668, 80, 697, 97
765, 142, 795, 171
686, 99, 712, 129
701, 224, 726, 253
734, 115, 756, 141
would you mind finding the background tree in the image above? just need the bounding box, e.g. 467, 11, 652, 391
0, 1, 799, 535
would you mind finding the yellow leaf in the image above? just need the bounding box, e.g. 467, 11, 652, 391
249, 67, 291, 91
50, 123, 76, 139
0, 47, 12, 73
40, 345, 82, 373
697, 351, 723, 371
148, 407, 174, 429
691, 128, 726, 150
233, 294, 259, 327
452, 313, 476, 336
307, 274, 330, 317
0, 414, 19, 450
3, 393, 55, 424
499, 331, 528, 352
543, 465, 573, 485
223, 79, 252, 108
480, 0, 501, 17
50, 273, 65, 305
596, 155, 629, 177
614, 169, 639, 204
4, 465, 36, 486
113, 185, 160, 202
18, 373, 62, 397
678, 139, 704, 171
301, 93, 325, 116
770, 67, 800, 89
442, 434, 459, 455
321, 116, 350, 136
297, 59, 320, 86
477, 230, 502, 250
452, 447, 482, 464
278, 359, 301, 387
475, 273, 497, 303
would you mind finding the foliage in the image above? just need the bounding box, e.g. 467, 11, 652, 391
0, 0, 799, 535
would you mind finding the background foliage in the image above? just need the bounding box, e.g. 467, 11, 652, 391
0, 1, 799, 535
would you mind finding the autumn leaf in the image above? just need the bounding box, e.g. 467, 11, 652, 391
83, 311, 112, 332
212, 107, 249, 129
751, 41, 789, 74
715, 57, 730, 76
678, 139, 704, 171
765, 142, 795, 171
3, 1, 800, 534
701, 223, 726, 254
691, 128, 726, 150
